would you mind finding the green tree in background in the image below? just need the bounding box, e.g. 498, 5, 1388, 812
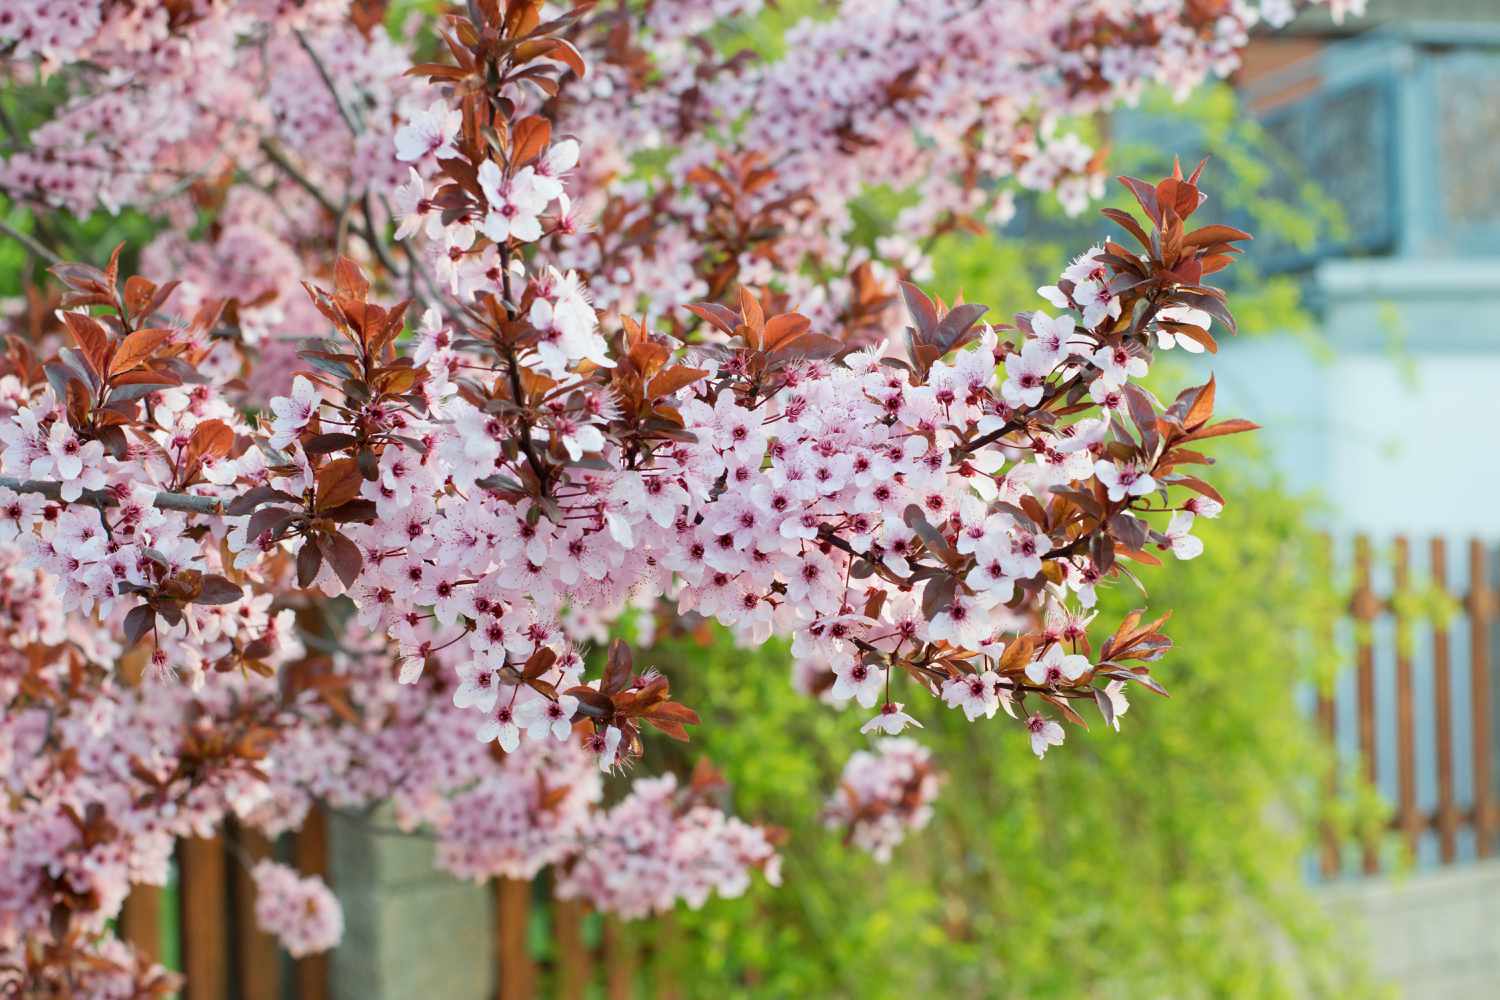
607, 84, 1381, 999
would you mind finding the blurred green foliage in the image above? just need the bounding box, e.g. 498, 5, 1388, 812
0, 77, 162, 298
636, 454, 1386, 998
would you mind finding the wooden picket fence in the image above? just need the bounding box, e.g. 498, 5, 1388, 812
492, 879, 675, 1000
1318, 535, 1500, 875
117, 815, 661, 999
117, 814, 331, 1000
115, 532, 1500, 995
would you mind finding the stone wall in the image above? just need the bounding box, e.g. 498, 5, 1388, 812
1324, 860, 1500, 998
326, 810, 494, 1000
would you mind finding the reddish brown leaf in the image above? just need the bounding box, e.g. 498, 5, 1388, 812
523, 647, 558, 680
1173, 475, 1225, 504
61, 313, 109, 374
646, 366, 708, 400
511, 115, 551, 166
603, 638, 633, 695
315, 457, 364, 511
186, 419, 235, 466
684, 302, 738, 336
737, 286, 765, 346
541, 37, 586, 78
334, 257, 370, 303
1183, 375, 1215, 430
1182, 224, 1252, 248
1188, 418, 1259, 442
320, 531, 364, 589
108, 328, 172, 378
762, 312, 811, 351
1101, 207, 1152, 251
123, 275, 158, 318
296, 540, 324, 588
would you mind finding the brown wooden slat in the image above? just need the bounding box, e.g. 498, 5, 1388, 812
1431, 539, 1458, 863
1353, 535, 1379, 873
1394, 537, 1419, 855
1316, 690, 1340, 877
118, 884, 164, 962
179, 836, 230, 1000
496, 878, 535, 999
1472, 540, 1495, 857
1315, 536, 1340, 877
231, 826, 280, 1000
655, 910, 681, 1000
603, 916, 635, 1000
293, 809, 331, 1000
553, 897, 590, 1000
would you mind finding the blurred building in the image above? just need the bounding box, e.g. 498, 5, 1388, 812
1227, 0, 1500, 538
1226, 4, 1500, 996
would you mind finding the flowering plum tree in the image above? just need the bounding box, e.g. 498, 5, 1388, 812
0, 0, 1358, 993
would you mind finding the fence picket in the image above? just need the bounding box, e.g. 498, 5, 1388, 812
231, 825, 280, 1000
1352, 535, 1379, 873
656, 910, 682, 1000
293, 809, 331, 1000
497, 877, 536, 998
1316, 534, 1340, 877
1317, 689, 1340, 876
1431, 539, 1458, 862
604, 916, 635, 1000
554, 896, 591, 1000
1472, 540, 1495, 857
178, 836, 230, 1000
117, 884, 163, 964
1393, 537, 1419, 854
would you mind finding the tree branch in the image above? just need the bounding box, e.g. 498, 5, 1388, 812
955, 370, 1086, 458
259, 139, 342, 218
0, 476, 226, 515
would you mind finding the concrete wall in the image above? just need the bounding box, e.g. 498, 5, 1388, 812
1324, 860, 1500, 998
326, 810, 494, 1000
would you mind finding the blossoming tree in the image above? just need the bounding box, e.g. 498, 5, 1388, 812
0, 0, 1358, 992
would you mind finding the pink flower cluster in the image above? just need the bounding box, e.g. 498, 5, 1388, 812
543, 0, 1365, 321
825, 738, 943, 862
251, 860, 344, 959
309, 120, 1207, 766
0, 533, 293, 988
436, 738, 602, 883
557, 774, 782, 919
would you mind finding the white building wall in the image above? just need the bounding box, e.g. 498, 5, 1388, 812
1214, 259, 1500, 539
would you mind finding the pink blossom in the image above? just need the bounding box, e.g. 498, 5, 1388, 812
251, 861, 343, 959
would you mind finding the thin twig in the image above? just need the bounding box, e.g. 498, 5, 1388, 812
361, 193, 404, 283
259, 139, 342, 217
260, 142, 434, 310
294, 29, 363, 136
385, 193, 460, 316
0, 217, 61, 265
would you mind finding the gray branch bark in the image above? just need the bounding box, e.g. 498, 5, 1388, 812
0, 476, 227, 515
